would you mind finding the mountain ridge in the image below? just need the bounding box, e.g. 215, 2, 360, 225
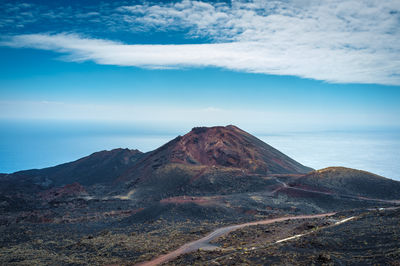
2, 126, 399, 200
1, 125, 400, 265
116, 125, 313, 186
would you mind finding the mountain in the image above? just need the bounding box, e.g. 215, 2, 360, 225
126, 125, 312, 174
2, 126, 399, 203
1, 126, 311, 190
1, 148, 143, 188
288, 167, 400, 200
1, 125, 400, 265
0, 148, 143, 208
116, 125, 313, 194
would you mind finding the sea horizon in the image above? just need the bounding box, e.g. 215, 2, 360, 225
1, 120, 399, 181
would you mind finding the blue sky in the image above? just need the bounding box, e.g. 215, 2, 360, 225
0, 0, 400, 132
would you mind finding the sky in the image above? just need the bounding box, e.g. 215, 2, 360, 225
0, 0, 400, 132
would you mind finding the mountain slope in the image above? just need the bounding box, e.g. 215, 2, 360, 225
288, 167, 400, 200
1, 148, 143, 188
121, 125, 312, 184
3, 126, 399, 204
1, 126, 400, 265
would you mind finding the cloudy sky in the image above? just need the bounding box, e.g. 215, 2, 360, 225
1, 0, 400, 131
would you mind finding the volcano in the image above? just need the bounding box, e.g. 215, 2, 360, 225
1, 125, 400, 265
0, 126, 313, 198
149, 125, 313, 174
128, 125, 312, 174
117, 125, 313, 188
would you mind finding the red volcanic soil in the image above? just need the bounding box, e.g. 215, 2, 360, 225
160, 196, 220, 206
165, 126, 311, 173
39, 182, 87, 201
121, 125, 313, 183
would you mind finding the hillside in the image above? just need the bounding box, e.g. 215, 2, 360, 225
1, 148, 143, 188
124, 125, 312, 176
169, 208, 400, 265
288, 167, 400, 200
115, 125, 313, 198
0, 125, 399, 265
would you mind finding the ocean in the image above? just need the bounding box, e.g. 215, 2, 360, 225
1, 121, 399, 181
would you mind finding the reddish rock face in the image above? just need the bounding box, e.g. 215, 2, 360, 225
125, 125, 313, 179
170, 126, 258, 168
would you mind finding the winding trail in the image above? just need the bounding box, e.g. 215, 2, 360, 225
136, 212, 335, 266
271, 177, 400, 204
136, 178, 400, 266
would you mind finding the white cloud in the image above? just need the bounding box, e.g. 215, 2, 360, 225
3, 31, 400, 85
1, 0, 400, 85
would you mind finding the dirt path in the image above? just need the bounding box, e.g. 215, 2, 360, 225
272, 177, 400, 204
136, 178, 399, 266
135, 212, 335, 266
